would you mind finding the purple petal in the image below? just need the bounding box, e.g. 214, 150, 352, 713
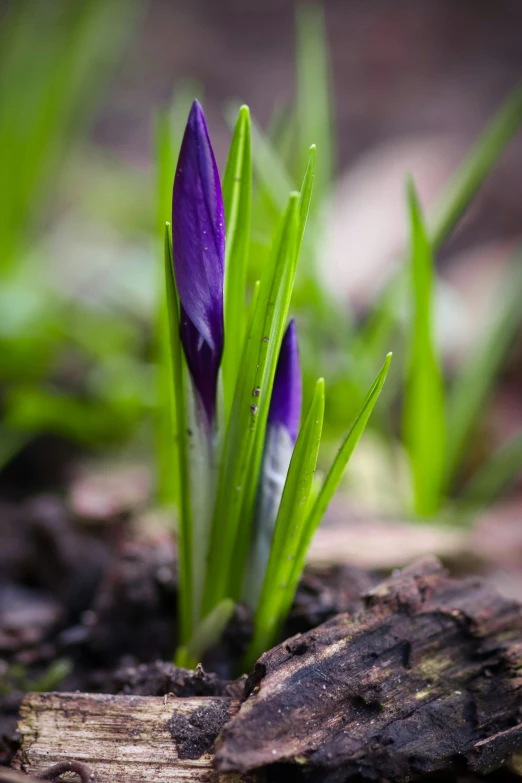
268, 319, 302, 443
179, 304, 221, 424
172, 100, 225, 420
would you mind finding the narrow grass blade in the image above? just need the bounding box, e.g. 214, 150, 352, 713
29, 659, 73, 693
202, 195, 300, 615
360, 83, 522, 365
403, 180, 446, 516
302, 353, 392, 550
0, 0, 144, 273
457, 431, 522, 510
245, 112, 295, 214
228, 105, 317, 286
243, 425, 294, 612
268, 104, 297, 177
181, 599, 235, 667
295, 4, 333, 208
446, 251, 522, 483
430, 81, 522, 248
247, 119, 316, 260
244, 354, 390, 668
297, 146, 316, 253
155, 112, 177, 234
164, 225, 192, 645
155, 113, 178, 505
222, 106, 252, 418
247, 378, 325, 663
228, 150, 316, 601
184, 385, 215, 623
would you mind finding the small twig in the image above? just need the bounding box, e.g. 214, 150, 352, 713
41, 762, 95, 783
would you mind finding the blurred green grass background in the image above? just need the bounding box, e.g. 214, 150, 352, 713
2, 0, 522, 525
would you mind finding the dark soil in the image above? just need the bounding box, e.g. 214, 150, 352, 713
3, 450, 522, 782
0, 479, 371, 768
166, 699, 232, 760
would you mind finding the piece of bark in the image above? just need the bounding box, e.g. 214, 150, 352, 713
14, 692, 250, 783
216, 557, 522, 781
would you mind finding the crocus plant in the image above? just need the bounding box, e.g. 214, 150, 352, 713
164, 99, 391, 668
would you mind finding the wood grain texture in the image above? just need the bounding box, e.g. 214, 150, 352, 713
216, 557, 522, 780
14, 692, 249, 783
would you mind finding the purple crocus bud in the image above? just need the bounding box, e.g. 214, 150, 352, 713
268, 319, 302, 443
243, 319, 302, 608
172, 100, 225, 423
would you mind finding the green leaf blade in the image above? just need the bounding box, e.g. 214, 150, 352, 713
180, 599, 235, 668
360, 82, 522, 367
403, 180, 446, 516
295, 4, 333, 208
222, 106, 253, 418
247, 377, 325, 664
458, 430, 522, 510
431, 81, 522, 249
229, 148, 317, 601
154, 112, 178, 506
297, 145, 316, 254
446, 251, 522, 483
202, 194, 300, 615
248, 114, 295, 215
306, 353, 392, 539
164, 224, 193, 646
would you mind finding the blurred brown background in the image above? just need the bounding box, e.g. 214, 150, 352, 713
94, 0, 522, 247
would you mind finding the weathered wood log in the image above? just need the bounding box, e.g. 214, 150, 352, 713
13, 692, 250, 782
216, 557, 522, 780
13, 558, 522, 782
